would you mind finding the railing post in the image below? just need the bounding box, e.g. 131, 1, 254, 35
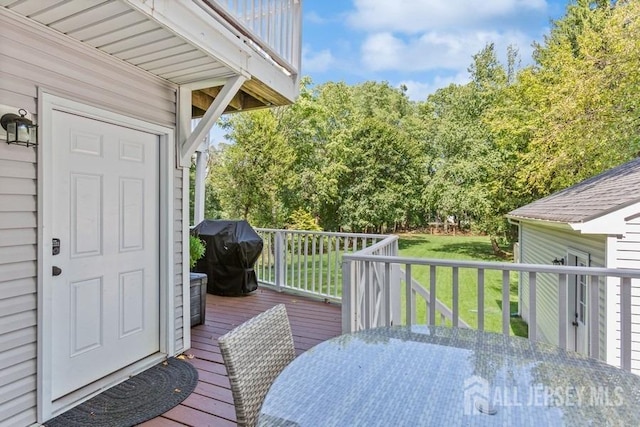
274, 230, 285, 291
390, 239, 401, 326
342, 259, 355, 333
528, 272, 537, 342
621, 277, 632, 371
502, 270, 510, 336
558, 274, 568, 350
589, 275, 599, 359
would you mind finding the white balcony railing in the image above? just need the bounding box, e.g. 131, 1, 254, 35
209, 0, 302, 75
254, 229, 388, 302
255, 230, 471, 326
253, 229, 640, 373
342, 250, 640, 373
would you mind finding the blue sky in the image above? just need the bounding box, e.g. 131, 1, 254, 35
301, 0, 571, 100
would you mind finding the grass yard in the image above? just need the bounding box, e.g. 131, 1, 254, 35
398, 233, 527, 337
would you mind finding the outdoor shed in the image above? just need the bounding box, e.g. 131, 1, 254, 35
0, 1, 301, 425
507, 157, 640, 374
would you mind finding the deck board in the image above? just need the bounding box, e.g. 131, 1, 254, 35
141, 287, 342, 426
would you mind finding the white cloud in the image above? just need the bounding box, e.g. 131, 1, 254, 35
399, 72, 469, 100
302, 47, 335, 73
347, 0, 548, 33
361, 29, 535, 73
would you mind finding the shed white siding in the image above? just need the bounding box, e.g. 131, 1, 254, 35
609, 212, 640, 373
518, 222, 607, 359
0, 9, 184, 426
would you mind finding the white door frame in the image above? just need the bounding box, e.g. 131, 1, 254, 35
36, 91, 176, 421
567, 247, 590, 354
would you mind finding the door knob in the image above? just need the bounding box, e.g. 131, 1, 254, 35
52, 266, 62, 276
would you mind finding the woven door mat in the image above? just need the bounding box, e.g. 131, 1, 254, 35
45, 357, 198, 427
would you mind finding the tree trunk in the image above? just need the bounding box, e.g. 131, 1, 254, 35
490, 237, 506, 257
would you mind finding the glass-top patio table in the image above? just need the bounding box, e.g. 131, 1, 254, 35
258, 325, 640, 426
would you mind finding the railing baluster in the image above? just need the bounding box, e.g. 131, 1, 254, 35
405, 264, 413, 326
364, 261, 371, 329
327, 235, 332, 297
269, 232, 273, 283
429, 265, 436, 325
502, 270, 510, 336
558, 273, 567, 350
589, 275, 599, 359
311, 235, 316, 294
319, 236, 324, 295
297, 233, 301, 292
452, 267, 459, 328
529, 272, 537, 342
384, 263, 391, 326
334, 236, 340, 298
477, 269, 484, 331
621, 277, 632, 371
274, 230, 284, 290
303, 234, 309, 291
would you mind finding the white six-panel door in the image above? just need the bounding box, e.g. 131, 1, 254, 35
50, 110, 160, 399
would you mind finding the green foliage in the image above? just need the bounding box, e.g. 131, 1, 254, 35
209, 109, 295, 227
189, 156, 223, 224
189, 235, 205, 269
488, 0, 640, 197
287, 209, 322, 231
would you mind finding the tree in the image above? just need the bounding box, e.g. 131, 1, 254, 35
489, 0, 640, 198
420, 44, 516, 251
209, 109, 295, 227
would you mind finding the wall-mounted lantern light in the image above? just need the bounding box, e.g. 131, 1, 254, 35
552, 257, 565, 265
1, 109, 37, 147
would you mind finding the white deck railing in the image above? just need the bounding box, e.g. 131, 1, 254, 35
254, 230, 463, 324
251, 229, 640, 372
209, 0, 301, 74
254, 229, 387, 301
341, 252, 640, 373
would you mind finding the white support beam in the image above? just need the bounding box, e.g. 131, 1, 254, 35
193, 140, 208, 225
179, 75, 246, 166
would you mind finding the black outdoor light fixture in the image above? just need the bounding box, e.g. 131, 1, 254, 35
1, 108, 37, 147
552, 257, 565, 265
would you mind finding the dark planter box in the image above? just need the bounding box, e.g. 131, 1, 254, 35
190, 272, 208, 327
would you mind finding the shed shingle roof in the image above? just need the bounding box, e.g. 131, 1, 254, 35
508, 157, 640, 223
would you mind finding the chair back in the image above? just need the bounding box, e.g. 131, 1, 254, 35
218, 304, 295, 427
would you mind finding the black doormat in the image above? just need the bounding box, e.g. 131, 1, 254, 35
45, 357, 198, 427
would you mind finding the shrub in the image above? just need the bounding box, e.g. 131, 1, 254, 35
189, 235, 206, 269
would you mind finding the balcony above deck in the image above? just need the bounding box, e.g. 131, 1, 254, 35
2, 0, 301, 114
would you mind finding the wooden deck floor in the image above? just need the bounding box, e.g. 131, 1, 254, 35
140, 287, 342, 427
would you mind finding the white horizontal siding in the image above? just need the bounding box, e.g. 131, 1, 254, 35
0, 8, 182, 425
0, 228, 36, 247
519, 223, 606, 359
610, 212, 640, 374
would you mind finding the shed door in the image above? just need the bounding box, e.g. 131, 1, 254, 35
568, 250, 589, 355
50, 110, 160, 399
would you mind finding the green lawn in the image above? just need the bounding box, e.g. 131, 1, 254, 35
398, 233, 527, 337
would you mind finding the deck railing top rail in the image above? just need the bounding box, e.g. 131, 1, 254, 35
256, 228, 388, 239
342, 253, 640, 277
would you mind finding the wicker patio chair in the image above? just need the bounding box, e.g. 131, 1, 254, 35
218, 304, 296, 427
